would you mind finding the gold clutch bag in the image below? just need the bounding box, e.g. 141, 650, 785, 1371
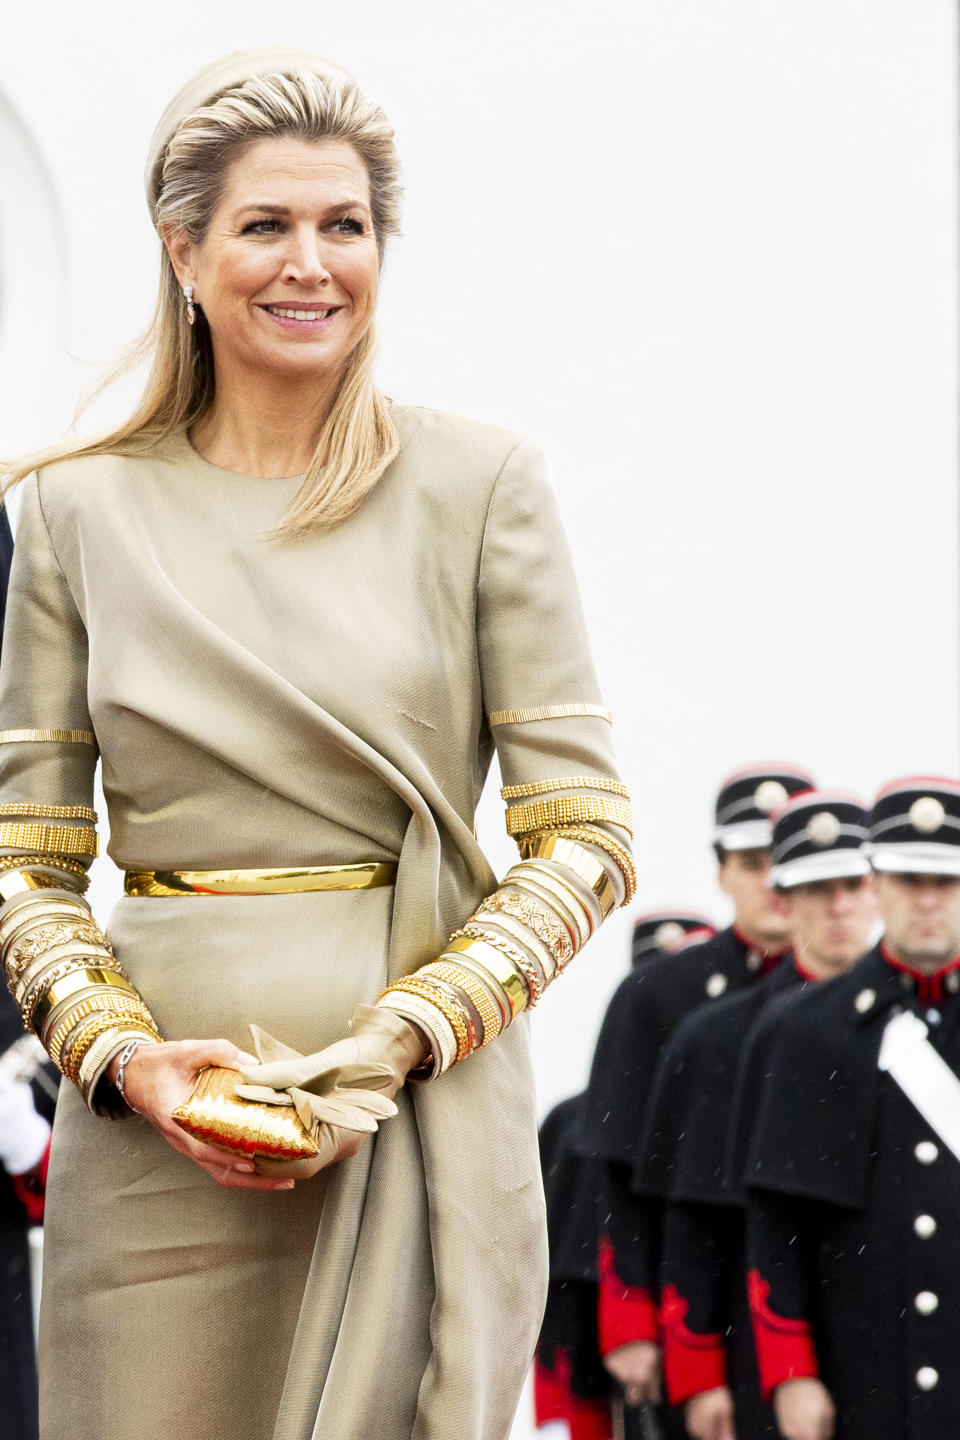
170, 1065, 319, 1162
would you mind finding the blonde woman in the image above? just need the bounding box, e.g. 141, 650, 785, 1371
0, 48, 633, 1440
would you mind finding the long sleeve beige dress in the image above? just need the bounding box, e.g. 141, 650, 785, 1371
0, 402, 624, 1440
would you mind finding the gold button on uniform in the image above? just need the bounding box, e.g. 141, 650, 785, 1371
915, 1292, 939, 1316
914, 1214, 937, 1239
915, 1141, 939, 1165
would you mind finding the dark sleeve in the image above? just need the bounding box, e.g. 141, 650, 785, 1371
0, 503, 12, 652
660, 1200, 734, 1404
745, 1188, 822, 1401
596, 1162, 660, 1351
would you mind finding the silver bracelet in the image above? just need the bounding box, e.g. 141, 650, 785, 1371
114, 1037, 152, 1112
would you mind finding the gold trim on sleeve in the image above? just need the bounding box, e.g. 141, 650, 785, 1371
0, 823, 98, 858
0, 803, 98, 822
487, 704, 612, 727
0, 729, 97, 747
501, 776, 630, 800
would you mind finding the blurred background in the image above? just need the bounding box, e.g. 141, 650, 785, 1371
1, 4, 956, 1432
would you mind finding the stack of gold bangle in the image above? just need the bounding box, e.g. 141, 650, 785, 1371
375, 775, 635, 1078
0, 869, 161, 1112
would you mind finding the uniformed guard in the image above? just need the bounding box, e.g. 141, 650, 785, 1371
582, 763, 813, 1435
644, 791, 875, 1440
742, 776, 960, 1440
631, 912, 717, 970
535, 914, 717, 1440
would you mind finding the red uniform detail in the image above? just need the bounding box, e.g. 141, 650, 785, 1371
659, 1283, 728, 1405
12, 1135, 50, 1227
747, 1268, 819, 1401
533, 1347, 612, 1440
597, 1234, 658, 1352
881, 942, 960, 1005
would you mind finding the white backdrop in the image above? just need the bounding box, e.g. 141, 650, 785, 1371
1, 5, 957, 1435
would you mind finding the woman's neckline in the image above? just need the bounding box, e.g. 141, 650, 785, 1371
169, 427, 306, 482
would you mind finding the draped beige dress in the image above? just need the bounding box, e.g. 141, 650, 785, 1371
0, 403, 622, 1440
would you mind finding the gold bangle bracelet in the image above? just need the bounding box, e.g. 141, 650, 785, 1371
10, 921, 113, 986
431, 953, 511, 1031
520, 824, 636, 905
0, 897, 92, 953
21, 955, 127, 1028
476, 889, 574, 966
14, 944, 117, 1009
0, 803, 98, 822
456, 908, 557, 983
0, 853, 91, 880
507, 861, 598, 942
418, 961, 504, 1046
48, 997, 157, 1071
450, 924, 545, 1006
439, 936, 528, 1018
498, 872, 587, 953
501, 776, 630, 801
505, 796, 633, 840
63, 1011, 160, 1084
527, 835, 618, 919
381, 976, 473, 1062
427, 976, 481, 1056
0, 823, 98, 857
32, 970, 139, 1039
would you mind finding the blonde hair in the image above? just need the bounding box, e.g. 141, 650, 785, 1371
2, 70, 402, 536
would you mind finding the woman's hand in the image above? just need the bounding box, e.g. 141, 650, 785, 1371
603, 1340, 663, 1407
109, 1039, 297, 1192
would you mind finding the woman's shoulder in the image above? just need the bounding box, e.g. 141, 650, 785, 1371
33, 439, 178, 517
392, 401, 545, 478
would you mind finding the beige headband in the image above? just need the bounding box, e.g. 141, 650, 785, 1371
144, 46, 353, 225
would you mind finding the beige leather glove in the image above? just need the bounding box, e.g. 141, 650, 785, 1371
238, 1005, 426, 1177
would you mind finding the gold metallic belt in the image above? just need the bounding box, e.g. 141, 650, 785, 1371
124, 862, 398, 897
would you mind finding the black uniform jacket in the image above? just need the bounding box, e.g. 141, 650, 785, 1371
537, 1094, 609, 1400
643, 960, 811, 1436
581, 927, 774, 1352
742, 945, 960, 1439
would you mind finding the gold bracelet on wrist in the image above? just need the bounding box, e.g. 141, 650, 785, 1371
476, 889, 574, 966
0, 822, 98, 857
10, 927, 114, 996
430, 953, 511, 1031
506, 795, 633, 840
501, 775, 631, 801
48, 996, 157, 1071
506, 861, 597, 944
381, 976, 473, 1062
0, 852, 90, 881
527, 835, 618, 919
439, 936, 529, 1018
72, 1020, 161, 1094
418, 961, 504, 1046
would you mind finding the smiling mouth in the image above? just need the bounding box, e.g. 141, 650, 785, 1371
264, 305, 337, 321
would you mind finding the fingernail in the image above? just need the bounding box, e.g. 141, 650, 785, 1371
276, 1180, 295, 1190
235, 1162, 255, 1173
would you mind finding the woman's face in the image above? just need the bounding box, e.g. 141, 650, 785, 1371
170, 136, 380, 385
